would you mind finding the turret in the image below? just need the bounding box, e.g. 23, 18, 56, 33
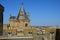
17, 2, 26, 20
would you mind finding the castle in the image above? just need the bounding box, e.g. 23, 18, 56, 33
3, 2, 57, 40
3, 2, 37, 37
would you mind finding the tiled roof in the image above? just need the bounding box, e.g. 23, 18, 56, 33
10, 16, 16, 20
10, 3, 29, 21
17, 2, 29, 20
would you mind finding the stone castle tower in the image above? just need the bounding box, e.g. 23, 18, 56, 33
9, 2, 30, 36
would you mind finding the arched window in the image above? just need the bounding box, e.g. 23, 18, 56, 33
25, 23, 28, 27
8, 32, 12, 36
28, 32, 32, 34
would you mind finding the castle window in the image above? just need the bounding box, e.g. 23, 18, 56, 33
17, 31, 23, 33
20, 31, 23, 32
25, 23, 28, 27
28, 32, 32, 34
8, 32, 11, 34
8, 32, 12, 36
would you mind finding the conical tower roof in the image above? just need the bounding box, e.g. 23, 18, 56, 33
17, 2, 27, 20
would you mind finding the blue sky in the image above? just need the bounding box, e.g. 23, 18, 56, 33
0, 0, 60, 26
